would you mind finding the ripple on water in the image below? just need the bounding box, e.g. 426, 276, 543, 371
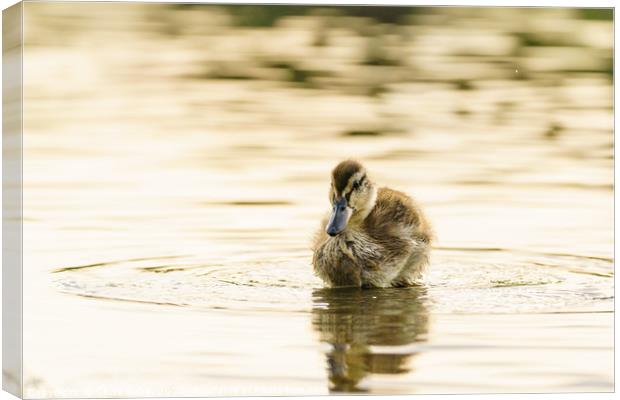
52, 249, 613, 315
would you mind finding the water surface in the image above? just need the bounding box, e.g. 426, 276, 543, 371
20, 4, 613, 397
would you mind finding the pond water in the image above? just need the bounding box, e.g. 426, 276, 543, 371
20, 3, 613, 397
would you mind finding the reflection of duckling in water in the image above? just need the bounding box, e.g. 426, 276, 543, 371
311, 287, 429, 393
312, 160, 433, 288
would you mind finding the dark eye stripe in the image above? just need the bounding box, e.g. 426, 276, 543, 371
352, 175, 365, 190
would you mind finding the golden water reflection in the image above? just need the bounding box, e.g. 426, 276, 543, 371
312, 288, 429, 392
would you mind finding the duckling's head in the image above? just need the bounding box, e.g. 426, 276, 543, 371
326, 160, 377, 237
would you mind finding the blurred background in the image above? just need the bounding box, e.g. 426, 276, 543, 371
20, 3, 613, 397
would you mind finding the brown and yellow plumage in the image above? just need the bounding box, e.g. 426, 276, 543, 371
312, 160, 433, 288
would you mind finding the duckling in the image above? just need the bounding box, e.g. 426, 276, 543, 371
312, 160, 433, 288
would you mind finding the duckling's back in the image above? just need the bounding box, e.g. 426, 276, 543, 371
359, 188, 433, 286
364, 187, 433, 246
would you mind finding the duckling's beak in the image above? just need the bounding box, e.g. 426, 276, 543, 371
326, 197, 351, 236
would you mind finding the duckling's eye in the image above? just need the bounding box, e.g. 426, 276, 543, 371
352, 181, 360, 190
